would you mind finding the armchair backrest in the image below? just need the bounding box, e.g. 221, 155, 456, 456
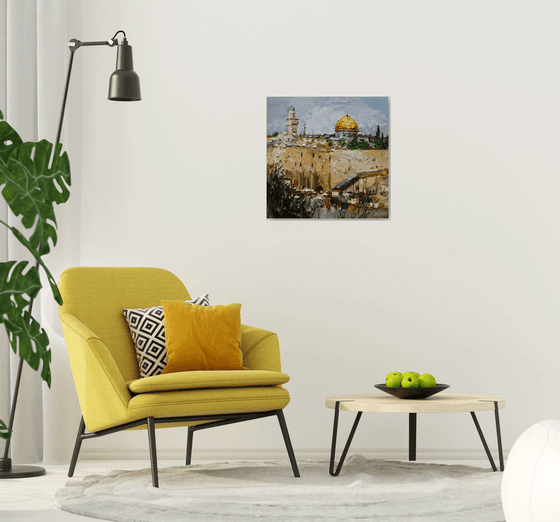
58, 267, 191, 382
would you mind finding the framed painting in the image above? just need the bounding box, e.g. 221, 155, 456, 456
267, 97, 389, 219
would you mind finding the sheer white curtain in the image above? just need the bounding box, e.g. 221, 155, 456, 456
0, 0, 9, 465
0, 0, 81, 465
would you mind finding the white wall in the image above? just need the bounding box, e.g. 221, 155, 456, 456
64, 0, 560, 460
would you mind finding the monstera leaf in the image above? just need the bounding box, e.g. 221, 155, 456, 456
0, 110, 71, 439
4, 307, 51, 385
0, 115, 70, 257
0, 419, 11, 441
0, 260, 41, 310
0, 219, 62, 305
0, 260, 51, 387
0, 111, 22, 163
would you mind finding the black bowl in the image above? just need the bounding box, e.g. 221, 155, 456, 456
374, 383, 450, 399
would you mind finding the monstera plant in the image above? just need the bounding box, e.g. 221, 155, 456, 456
0, 110, 71, 440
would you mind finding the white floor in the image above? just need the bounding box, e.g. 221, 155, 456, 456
1, 457, 495, 521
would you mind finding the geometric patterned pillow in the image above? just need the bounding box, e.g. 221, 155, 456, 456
123, 294, 210, 378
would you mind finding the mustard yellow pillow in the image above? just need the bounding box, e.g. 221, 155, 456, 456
161, 300, 244, 373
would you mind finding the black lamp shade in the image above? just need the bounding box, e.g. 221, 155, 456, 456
108, 40, 141, 101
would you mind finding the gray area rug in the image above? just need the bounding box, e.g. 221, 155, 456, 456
55, 455, 505, 521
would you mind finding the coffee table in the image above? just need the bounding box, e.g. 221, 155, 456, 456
326, 392, 505, 476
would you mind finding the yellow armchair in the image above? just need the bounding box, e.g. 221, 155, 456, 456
58, 267, 299, 486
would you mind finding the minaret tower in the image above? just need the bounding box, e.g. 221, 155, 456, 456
285, 106, 299, 136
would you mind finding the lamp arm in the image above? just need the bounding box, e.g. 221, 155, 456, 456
68, 30, 127, 52
69, 39, 117, 51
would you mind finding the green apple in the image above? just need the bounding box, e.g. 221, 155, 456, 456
401, 372, 419, 388
418, 373, 436, 388
385, 371, 403, 387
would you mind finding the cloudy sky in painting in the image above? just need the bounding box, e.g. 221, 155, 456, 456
267, 97, 389, 136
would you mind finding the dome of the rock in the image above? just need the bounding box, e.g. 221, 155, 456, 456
335, 114, 359, 133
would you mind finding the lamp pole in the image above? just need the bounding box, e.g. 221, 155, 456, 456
0, 30, 140, 479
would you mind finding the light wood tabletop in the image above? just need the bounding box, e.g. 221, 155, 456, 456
326, 393, 505, 414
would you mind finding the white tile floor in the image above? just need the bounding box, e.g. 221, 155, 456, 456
1, 458, 494, 521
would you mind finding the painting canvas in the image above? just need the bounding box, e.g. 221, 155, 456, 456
267, 97, 389, 219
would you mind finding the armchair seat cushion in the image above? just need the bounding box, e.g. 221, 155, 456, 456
126, 386, 290, 425
126, 370, 290, 394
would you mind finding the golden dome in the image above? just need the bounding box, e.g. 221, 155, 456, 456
335, 114, 359, 133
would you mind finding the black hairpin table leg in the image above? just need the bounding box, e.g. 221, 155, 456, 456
409, 413, 417, 461
329, 401, 363, 476
471, 411, 497, 471
470, 401, 505, 472
494, 401, 504, 471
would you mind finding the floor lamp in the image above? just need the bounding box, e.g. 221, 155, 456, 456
0, 30, 140, 479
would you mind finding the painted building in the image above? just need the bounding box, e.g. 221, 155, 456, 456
334, 114, 359, 140
285, 107, 299, 136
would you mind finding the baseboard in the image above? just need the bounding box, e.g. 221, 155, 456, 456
81, 447, 508, 462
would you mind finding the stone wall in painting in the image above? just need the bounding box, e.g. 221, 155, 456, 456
267, 144, 388, 193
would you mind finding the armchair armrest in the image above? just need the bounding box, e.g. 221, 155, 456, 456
241, 324, 283, 373
59, 312, 132, 432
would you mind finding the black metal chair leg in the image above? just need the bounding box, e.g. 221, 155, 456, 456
470, 411, 497, 472
186, 426, 194, 466
276, 410, 300, 477
494, 401, 504, 471
146, 417, 159, 487
68, 416, 86, 477
329, 401, 363, 477
409, 413, 417, 461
